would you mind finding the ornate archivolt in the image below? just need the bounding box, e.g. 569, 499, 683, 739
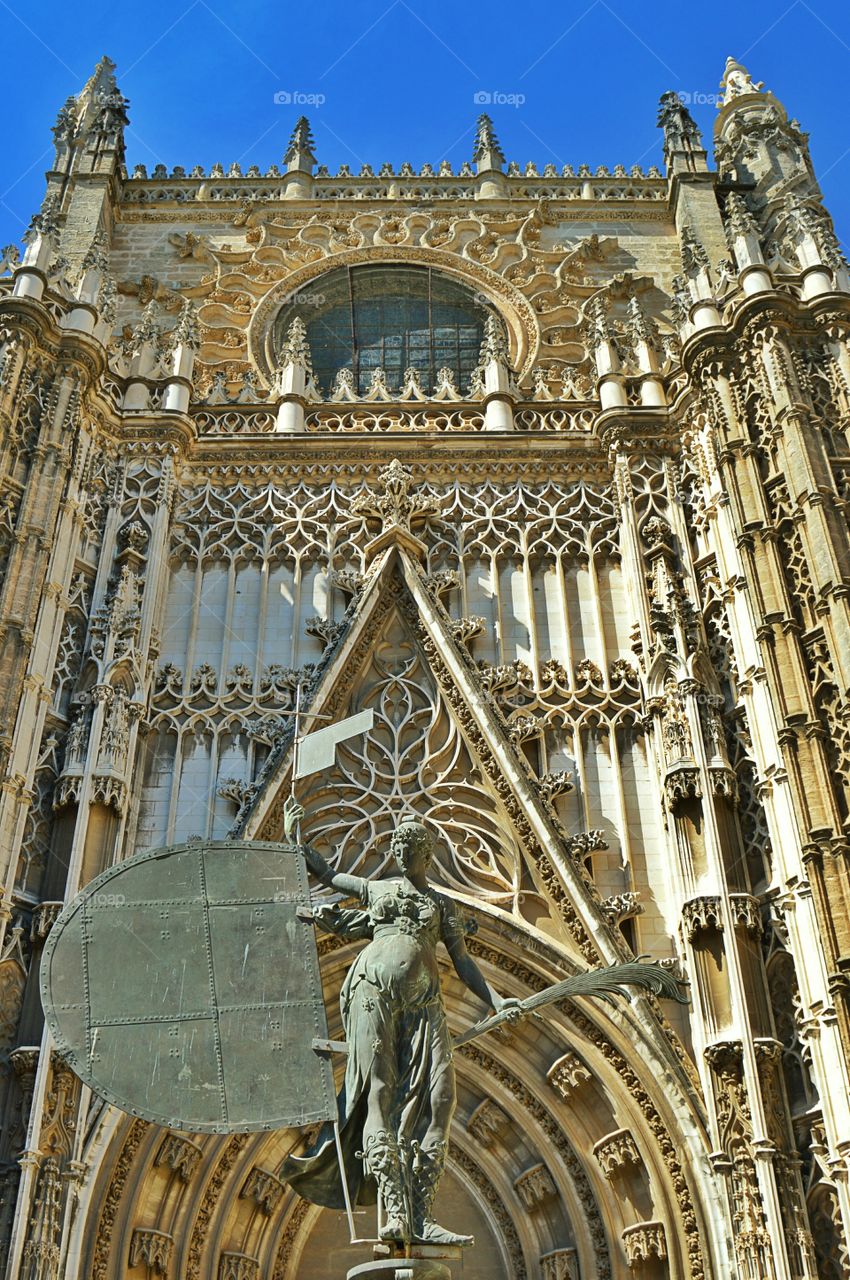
70, 913, 719, 1280
161, 201, 642, 392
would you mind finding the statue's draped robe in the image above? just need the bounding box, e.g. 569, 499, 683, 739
282, 880, 464, 1208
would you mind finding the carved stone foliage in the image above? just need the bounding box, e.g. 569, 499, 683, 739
90, 1119, 150, 1280
175, 205, 634, 390
184, 1136, 249, 1280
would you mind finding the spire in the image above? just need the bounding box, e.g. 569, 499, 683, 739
171, 298, 200, 352
65, 56, 129, 174
719, 56, 765, 106
284, 117, 316, 173
277, 315, 313, 372
479, 313, 509, 364
656, 91, 706, 174
472, 114, 504, 173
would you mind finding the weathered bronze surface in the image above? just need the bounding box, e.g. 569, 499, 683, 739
40, 840, 336, 1133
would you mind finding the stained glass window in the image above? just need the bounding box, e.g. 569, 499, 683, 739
273, 264, 499, 396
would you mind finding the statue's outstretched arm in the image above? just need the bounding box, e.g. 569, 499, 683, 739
298, 840, 366, 900
444, 931, 520, 1016
282, 796, 366, 899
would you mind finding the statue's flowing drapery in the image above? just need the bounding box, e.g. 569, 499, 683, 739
282, 880, 465, 1209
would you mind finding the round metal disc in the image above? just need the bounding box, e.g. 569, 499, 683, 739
40, 840, 337, 1134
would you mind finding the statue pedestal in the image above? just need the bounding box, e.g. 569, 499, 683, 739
346, 1244, 461, 1279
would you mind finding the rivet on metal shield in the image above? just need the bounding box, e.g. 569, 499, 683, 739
40, 840, 337, 1134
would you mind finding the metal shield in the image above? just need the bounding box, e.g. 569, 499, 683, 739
40, 840, 337, 1134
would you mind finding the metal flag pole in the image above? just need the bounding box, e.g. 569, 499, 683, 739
290, 680, 303, 843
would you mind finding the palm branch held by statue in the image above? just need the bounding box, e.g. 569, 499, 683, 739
283, 797, 688, 1038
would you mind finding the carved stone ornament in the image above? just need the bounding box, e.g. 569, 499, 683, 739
622, 1221, 668, 1266
466, 1098, 510, 1147
547, 1052, 592, 1101
218, 1252, 259, 1280
514, 1162, 558, 1210
129, 1227, 173, 1273
541, 1248, 579, 1280
681, 895, 723, 940
155, 1133, 203, 1183
593, 1127, 642, 1177
240, 1166, 286, 1215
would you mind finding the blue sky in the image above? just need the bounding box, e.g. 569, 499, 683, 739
1, 0, 848, 249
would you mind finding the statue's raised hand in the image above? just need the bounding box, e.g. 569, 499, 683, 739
493, 995, 524, 1023
283, 796, 304, 840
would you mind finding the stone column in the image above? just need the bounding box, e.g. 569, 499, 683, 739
274, 316, 313, 432
583, 296, 626, 410
478, 316, 516, 431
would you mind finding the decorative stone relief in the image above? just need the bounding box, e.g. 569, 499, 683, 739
593, 1128, 642, 1177
602, 892, 644, 925
218, 1252, 259, 1280
622, 1221, 667, 1266
129, 1227, 173, 1273
514, 1162, 557, 1210
547, 1052, 592, 1101
154, 1133, 203, 1183
681, 896, 723, 940
541, 1248, 579, 1280
30, 902, 63, 943
240, 1166, 286, 1215
466, 1098, 510, 1148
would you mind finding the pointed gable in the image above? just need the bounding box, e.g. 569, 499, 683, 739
239, 546, 630, 968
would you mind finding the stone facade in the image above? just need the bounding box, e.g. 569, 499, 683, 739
0, 51, 848, 1280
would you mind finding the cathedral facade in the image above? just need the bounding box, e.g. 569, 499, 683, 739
0, 52, 849, 1279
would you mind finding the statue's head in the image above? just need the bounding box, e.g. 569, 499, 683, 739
390, 817, 434, 875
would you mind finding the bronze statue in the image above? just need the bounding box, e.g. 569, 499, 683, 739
280, 797, 521, 1246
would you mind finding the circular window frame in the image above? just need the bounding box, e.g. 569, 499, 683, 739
248, 246, 541, 389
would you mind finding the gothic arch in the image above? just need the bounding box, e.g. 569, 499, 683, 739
69, 910, 728, 1280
